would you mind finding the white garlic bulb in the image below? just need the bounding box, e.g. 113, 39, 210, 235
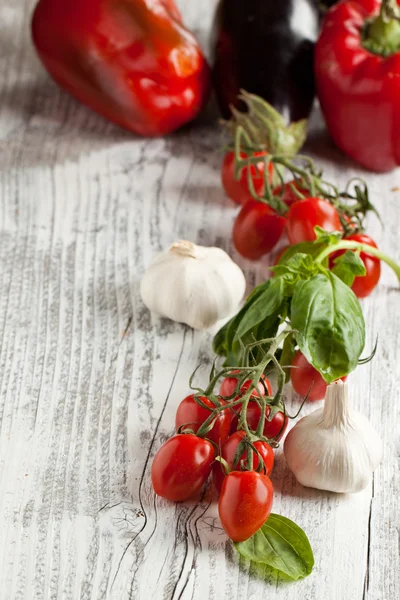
284, 381, 383, 493
140, 240, 246, 330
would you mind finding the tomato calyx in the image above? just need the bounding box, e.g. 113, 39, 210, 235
231, 433, 271, 474
215, 433, 272, 480
224, 90, 308, 161
230, 117, 380, 229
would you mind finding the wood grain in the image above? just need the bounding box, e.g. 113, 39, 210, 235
0, 1, 399, 599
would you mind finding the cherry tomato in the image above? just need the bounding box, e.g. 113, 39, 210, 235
291, 350, 347, 402
151, 434, 214, 502
219, 371, 272, 399
286, 197, 342, 244
218, 471, 274, 542
263, 409, 288, 440
230, 401, 288, 441
221, 151, 274, 205
213, 430, 274, 494
219, 370, 242, 398
233, 200, 286, 259
222, 374, 287, 440
274, 180, 307, 207
175, 394, 232, 445
330, 233, 381, 298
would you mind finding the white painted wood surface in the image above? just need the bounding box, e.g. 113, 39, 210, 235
0, 1, 399, 598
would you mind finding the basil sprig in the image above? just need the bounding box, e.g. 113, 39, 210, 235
213, 232, 367, 382
235, 514, 314, 580
291, 272, 365, 382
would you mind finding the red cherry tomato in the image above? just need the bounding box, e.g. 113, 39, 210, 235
219, 371, 271, 399
175, 394, 232, 445
274, 180, 307, 207
151, 434, 214, 502
222, 374, 287, 440
240, 376, 273, 397
330, 233, 381, 298
263, 409, 288, 441
221, 151, 274, 205
233, 200, 286, 259
286, 197, 342, 244
219, 370, 242, 398
291, 350, 347, 402
230, 401, 288, 441
213, 430, 274, 494
218, 471, 274, 542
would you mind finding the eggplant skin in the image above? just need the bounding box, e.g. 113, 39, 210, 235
212, 0, 320, 122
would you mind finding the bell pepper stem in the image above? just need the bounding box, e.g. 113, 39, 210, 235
363, 0, 400, 56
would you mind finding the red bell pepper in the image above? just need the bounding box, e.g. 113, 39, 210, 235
32, 0, 210, 137
315, 0, 400, 172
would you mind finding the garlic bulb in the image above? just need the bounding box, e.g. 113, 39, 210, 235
284, 381, 383, 493
140, 240, 246, 330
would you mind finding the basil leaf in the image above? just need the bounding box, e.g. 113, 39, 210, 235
273, 253, 316, 278
280, 332, 296, 382
277, 229, 343, 267
314, 226, 343, 244
213, 281, 271, 359
234, 278, 284, 342
277, 241, 327, 265
246, 313, 282, 364
331, 250, 366, 287
291, 272, 365, 383
235, 514, 314, 580
272, 253, 321, 295
213, 320, 230, 356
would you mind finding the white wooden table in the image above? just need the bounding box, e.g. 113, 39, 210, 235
1, 1, 399, 598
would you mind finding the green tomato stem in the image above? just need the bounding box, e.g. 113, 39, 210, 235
255, 394, 267, 438
237, 327, 292, 440
195, 396, 244, 438
204, 365, 255, 398
315, 240, 400, 283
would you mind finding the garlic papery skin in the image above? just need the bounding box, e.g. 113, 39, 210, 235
284, 381, 383, 494
140, 240, 246, 330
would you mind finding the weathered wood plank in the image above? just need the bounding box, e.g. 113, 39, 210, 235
0, 1, 399, 599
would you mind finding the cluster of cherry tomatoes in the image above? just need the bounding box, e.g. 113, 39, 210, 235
151, 371, 286, 542
222, 151, 381, 299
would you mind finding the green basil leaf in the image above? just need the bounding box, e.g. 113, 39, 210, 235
245, 313, 282, 365
235, 514, 314, 580
223, 350, 241, 367
277, 241, 326, 265
314, 226, 343, 244
273, 253, 316, 277
272, 253, 321, 296
274, 253, 325, 298
213, 281, 271, 359
234, 278, 284, 342
213, 320, 230, 356
277, 230, 343, 267
331, 250, 366, 287
291, 272, 365, 383
280, 332, 296, 382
